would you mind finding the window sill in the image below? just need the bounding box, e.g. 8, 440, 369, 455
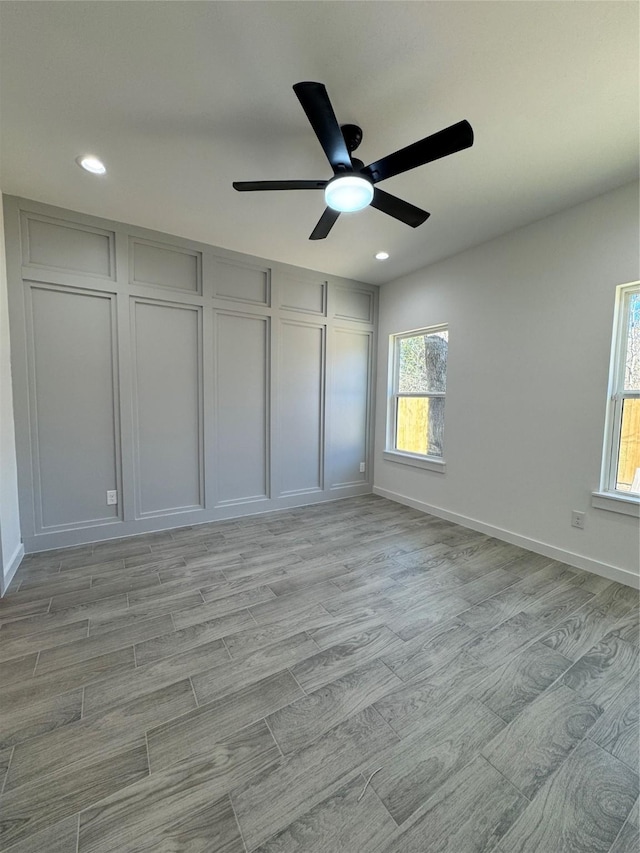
383, 450, 446, 473
591, 491, 640, 518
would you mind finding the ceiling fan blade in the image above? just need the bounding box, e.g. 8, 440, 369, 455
363, 120, 474, 183
309, 207, 340, 240
233, 180, 327, 192
293, 82, 352, 173
370, 188, 430, 228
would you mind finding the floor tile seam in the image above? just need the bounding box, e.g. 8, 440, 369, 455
587, 727, 640, 775
477, 751, 533, 805
72, 751, 154, 847
463, 612, 550, 655
473, 639, 574, 703
47, 585, 146, 614
371, 657, 408, 704
535, 617, 616, 662
187, 675, 199, 708
540, 663, 600, 709
144, 729, 151, 776
367, 700, 404, 743
25, 634, 141, 686
367, 729, 513, 835
304, 629, 323, 652
362, 769, 401, 829
234, 767, 366, 853
220, 635, 234, 662
454, 572, 565, 620
472, 694, 512, 728
227, 790, 250, 853
583, 733, 640, 783
479, 685, 606, 761
0, 669, 105, 717
606, 811, 640, 853
287, 667, 308, 696
262, 716, 284, 758
3, 728, 148, 800
43, 616, 176, 665
529, 593, 602, 633
562, 635, 640, 692
1, 746, 15, 795
458, 566, 522, 594
602, 667, 640, 713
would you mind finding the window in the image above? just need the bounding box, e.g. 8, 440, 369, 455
595, 282, 640, 514
385, 325, 448, 470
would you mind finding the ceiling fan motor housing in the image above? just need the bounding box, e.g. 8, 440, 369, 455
340, 124, 363, 153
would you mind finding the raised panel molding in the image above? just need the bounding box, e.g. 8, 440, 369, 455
129, 238, 202, 294
279, 273, 327, 316
21, 212, 115, 279
330, 328, 372, 488
333, 285, 374, 324
213, 257, 271, 306
5, 196, 375, 552
214, 310, 270, 506
25, 283, 121, 532
278, 319, 326, 496
131, 298, 204, 517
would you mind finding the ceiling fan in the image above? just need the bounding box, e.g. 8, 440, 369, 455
233, 81, 474, 240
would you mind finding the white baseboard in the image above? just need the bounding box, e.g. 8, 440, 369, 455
22, 485, 373, 554
373, 486, 640, 590
1, 542, 24, 596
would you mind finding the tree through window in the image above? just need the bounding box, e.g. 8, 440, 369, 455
390, 326, 448, 459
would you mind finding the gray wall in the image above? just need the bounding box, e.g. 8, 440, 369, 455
374, 182, 639, 588
4, 196, 377, 552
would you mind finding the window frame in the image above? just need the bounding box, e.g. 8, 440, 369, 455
384, 324, 448, 472
593, 281, 640, 516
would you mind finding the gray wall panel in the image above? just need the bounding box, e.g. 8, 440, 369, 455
214, 311, 269, 504
130, 239, 201, 293
22, 214, 114, 278
334, 286, 374, 323
330, 329, 370, 486
279, 320, 325, 495
213, 258, 270, 306
279, 274, 326, 315
28, 285, 119, 529
132, 300, 203, 516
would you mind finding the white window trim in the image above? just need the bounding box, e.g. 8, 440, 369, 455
382, 450, 446, 472
386, 324, 448, 470
592, 281, 640, 517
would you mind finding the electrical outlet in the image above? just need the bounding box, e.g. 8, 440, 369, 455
106, 490, 118, 506
571, 511, 585, 530
359, 462, 366, 473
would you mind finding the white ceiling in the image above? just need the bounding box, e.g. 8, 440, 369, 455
1, 2, 637, 285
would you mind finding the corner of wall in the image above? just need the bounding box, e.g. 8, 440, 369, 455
0, 192, 23, 594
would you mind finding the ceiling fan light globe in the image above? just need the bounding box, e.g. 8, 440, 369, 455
324, 175, 373, 212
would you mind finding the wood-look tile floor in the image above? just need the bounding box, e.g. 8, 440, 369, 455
1, 496, 638, 852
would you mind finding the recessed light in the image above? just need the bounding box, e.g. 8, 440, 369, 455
375, 251, 390, 261
76, 155, 106, 175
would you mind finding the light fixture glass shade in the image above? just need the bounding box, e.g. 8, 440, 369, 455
324, 174, 373, 212
77, 155, 106, 174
